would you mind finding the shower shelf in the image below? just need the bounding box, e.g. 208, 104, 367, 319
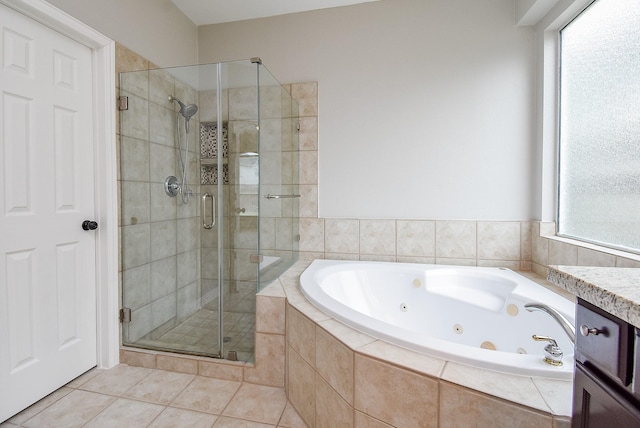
200, 158, 228, 166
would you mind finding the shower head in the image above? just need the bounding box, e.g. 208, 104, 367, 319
168, 95, 198, 122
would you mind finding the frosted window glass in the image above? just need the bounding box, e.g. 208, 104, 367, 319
558, 0, 640, 253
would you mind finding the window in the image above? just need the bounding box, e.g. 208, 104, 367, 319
558, 0, 640, 253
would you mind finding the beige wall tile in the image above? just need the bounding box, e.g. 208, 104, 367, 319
577, 247, 617, 267
435, 257, 477, 266
288, 346, 316, 428
325, 219, 359, 254
553, 416, 572, 428
323, 252, 358, 261
116, 43, 149, 75
436, 220, 476, 259
354, 355, 438, 427
441, 363, 551, 413
532, 223, 549, 266
521, 222, 532, 261
439, 382, 552, 428
617, 257, 640, 267
359, 254, 396, 262
256, 295, 285, 334
477, 259, 521, 270
120, 349, 157, 369
477, 221, 521, 260
244, 333, 285, 387
532, 378, 573, 417
299, 185, 318, 218
156, 355, 198, 374
360, 220, 396, 256
397, 255, 436, 264
397, 220, 435, 257
317, 319, 376, 351
299, 151, 318, 185
357, 341, 444, 379
315, 327, 354, 405
299, 218, 324, 253
316, 375, 354, 428
548, 240, 578, 265
286, 306, 316, 366
291, 82, 318, 117
198, 360, 244, 382
299, 117, 318, 151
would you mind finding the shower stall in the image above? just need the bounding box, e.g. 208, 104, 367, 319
118, 59, 300, 362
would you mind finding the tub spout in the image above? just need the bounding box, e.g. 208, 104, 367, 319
525, 303, 575, 345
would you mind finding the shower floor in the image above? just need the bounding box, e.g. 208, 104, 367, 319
129, 282, 257, 363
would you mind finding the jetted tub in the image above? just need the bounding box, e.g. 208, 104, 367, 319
300, 260, 576, 380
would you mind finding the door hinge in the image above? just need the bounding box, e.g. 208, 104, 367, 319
118, 95, 129, 111
296, 234, 301, 242
119, 307, 131, 323
296, 122, 301, 132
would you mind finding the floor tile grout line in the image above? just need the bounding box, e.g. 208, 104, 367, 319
7, 367, 303, 428
7, 386, 75, 427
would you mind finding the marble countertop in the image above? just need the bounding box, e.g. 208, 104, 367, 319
548, 266, 640, 329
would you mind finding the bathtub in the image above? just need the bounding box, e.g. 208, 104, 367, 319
300, 260, 575, 380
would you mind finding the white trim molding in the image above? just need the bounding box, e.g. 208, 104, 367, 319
0, 0, 119, 369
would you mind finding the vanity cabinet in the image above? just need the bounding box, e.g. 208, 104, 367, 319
572, 298, 640, 427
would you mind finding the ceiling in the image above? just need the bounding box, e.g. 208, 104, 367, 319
171, 0, 381, 26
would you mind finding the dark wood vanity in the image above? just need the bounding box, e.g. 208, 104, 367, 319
547, 266, 640, 427
572, 298, 640, 427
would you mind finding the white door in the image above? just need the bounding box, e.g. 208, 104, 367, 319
0, 3, 97, 421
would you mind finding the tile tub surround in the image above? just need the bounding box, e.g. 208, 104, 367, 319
548, 266, 640, 329
279, 261, 572, 428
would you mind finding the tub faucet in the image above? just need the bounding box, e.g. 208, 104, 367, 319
524, 303, 576, 345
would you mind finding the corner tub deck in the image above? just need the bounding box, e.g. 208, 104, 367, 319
272, 260, 573, 428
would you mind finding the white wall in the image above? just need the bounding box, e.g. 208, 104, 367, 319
46, 0, 197, 67
199, 0, 536, 220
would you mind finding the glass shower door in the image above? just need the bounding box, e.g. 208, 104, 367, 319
217, 60, 261, 362
119, 59, 299, 363
119, 63, 224, 358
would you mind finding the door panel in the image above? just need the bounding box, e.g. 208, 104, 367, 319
0, 4, 96, 421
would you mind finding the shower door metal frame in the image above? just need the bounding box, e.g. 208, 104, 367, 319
215, 62, 225, 358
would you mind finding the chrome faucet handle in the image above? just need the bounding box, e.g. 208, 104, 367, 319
532, 335, 564, 366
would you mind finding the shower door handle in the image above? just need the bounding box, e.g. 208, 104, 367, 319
202, 193, 215, 229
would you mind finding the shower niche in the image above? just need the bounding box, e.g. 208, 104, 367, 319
118, 60, 300, 362
200, 122, 229, 185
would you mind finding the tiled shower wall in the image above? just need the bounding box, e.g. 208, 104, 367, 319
117, 44, 202, 342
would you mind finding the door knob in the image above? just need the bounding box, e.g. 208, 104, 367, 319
82, 220, 98, 231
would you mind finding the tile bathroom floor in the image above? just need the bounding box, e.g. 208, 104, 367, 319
1, 364, 307, 428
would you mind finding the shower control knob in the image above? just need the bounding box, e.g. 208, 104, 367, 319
82, 220, 98, 231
